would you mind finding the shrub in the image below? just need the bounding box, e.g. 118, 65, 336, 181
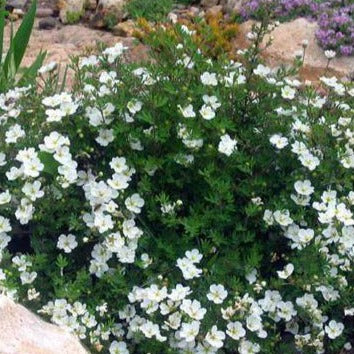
125, 0, 174, 22
0, 18, 353, 354
137, 12, 239, 59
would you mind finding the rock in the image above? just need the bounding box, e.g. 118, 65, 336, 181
12, 8, 24, 17
0, 295, 87, 354
206, 5, 223, 17
96, 0, 127, 21
236, 18, 354, 81
36, 8, 55, 18
58, 0, 85, 24
38, 17, 57, 30
85, 0, 98, 10
112, 20, 136, 37
201, 0, 219, 8
5, 0, 26, 11
224, 0, 242, 14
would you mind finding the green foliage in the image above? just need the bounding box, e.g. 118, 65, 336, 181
0, 15, 353, 354
66, 10, 82, 24
0, 0, 45, 92
125, 0, 173, 21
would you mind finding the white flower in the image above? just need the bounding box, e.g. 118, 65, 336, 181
281, 85, 296, 100
109, 341, 129, 354
199, 105, 216, 120
127, 100, 142, 115
96, 129, 115, 146
20, 271, 37, 285
103, 43, 127, 63
273, 210, 293, 226
270, 134, 288, 149
46, 109, 65, 122
179, 321, 200, 342
246, 315, 262, 332
299, 152, 320, 171
218, 134, 238, 156
180, 299, 206, 320
22, 181, 44, 201
178, 104, 196, 118
226, 321, 246, 340
0, 190, 11, 205
38, 61, 57, 74
253, 64, 271, 77
57, 234, 78, 253
294, 180, 314, 196
205, 325, 226, 348
125, 193, 144, 214
298, 228, 314, 244
325, 320, 344, 339
203, 95, 221, 110
207, 284, 228, 304
185, 249, 203, 263
277, 263, 294, 279
0, 216, 12, 233
200, 72, 218, 86
325, 50, 336, 59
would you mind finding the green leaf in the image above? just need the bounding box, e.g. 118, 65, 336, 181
0, 0, 5, 66
18, 50, 46, 86
38, 151, 59, 176
3, 0, 37, 77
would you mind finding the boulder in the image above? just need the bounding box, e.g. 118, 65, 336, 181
58, 0, 85, 24
236, 18, 354, 81
36, 8, 55, 18
112, 20, 136, 37
91, 0, 127, 28
38, 17, 57, 30
206, 5, 223, 17
201, 0, 219, 8
5, 0, 26, 11
0, 295, 87, 354
224, 0, 242, 14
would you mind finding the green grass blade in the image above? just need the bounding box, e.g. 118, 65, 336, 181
3, 0, 37, 74
0, 0, 5, 65
18, 50, 46, 86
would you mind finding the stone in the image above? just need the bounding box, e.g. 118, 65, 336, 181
0, 295, 87, 354
58, 0, 85, 24
85, 0, 98, 10
224, 0, 242, 14
5, 0, 26, 11
236, 18, 354, 81
112, 20, 136, 37
201, 0, 219, 8
36, 8, 55, 18
90, 0, 128, 29
206, 5, 223, 17
38, 17, 57, 30
96, 0, 127, 21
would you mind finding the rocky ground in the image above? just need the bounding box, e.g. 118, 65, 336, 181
3, 0, 354, 85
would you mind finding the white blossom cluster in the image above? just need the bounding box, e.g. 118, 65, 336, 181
0, 36, 353, 354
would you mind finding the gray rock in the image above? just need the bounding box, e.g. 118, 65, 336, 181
201, 0, 219, 8
59, 0, 85, 24
5, 0, 27, 11
38, 17, 57, 30
36, 8, 54, 18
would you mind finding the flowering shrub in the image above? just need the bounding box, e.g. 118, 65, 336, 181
241, 0, 354, 56
0, 20, 354, 354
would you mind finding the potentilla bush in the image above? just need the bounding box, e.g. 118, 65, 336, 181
0, 20, 353, 354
